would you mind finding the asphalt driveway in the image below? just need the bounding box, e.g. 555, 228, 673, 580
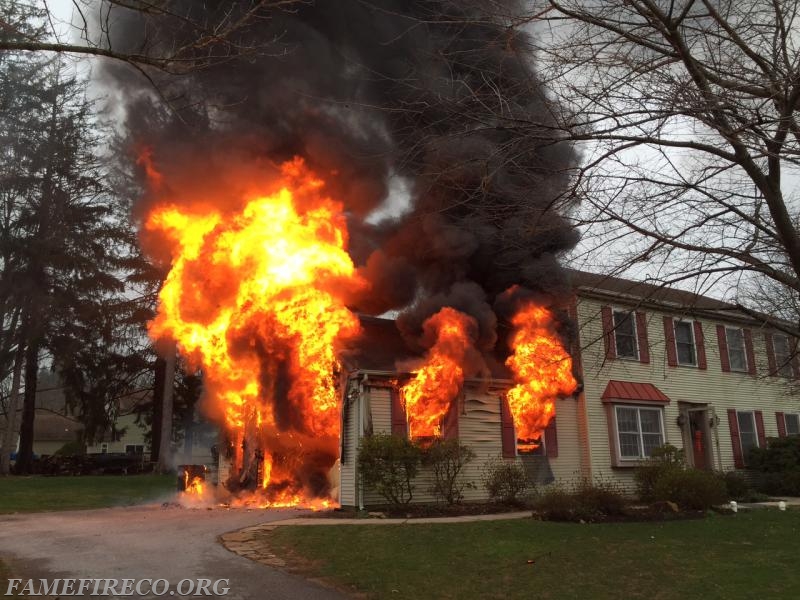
0, 504, 345, 600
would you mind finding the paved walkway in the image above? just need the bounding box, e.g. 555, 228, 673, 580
0, 504, 345, 600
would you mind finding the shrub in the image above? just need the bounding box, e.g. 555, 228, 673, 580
533, 478, 628, 522
651, 468, 727, 510
756, 469, 800, 496
422, 438, 476, 505
482, 458, 528, 504
358, 434, 422, 507
749, 436, 800, 472
634, 444, 685, 502
719, 470, 751, 501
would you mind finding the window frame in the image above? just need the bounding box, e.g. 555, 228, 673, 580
785, 413, 800, 437
736, 410, 760, 464
673, 320, 697, 366
772, 333, 795, 378
612, 308, 639, 361
725, 326, 749, 373
613, 405, 666, 463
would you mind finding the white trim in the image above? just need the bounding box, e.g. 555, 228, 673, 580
724, 326, 748, 372
611, 307, 640, 361
613, 405, 666, 461
673, 319, 697, 367
785, 412, 800, 436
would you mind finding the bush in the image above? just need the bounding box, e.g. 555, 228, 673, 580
422, 438, 476, 505
533, 478, 628, 522
749, 436, 800, 473
634, 444, 685, 502
719, 470, 751, 501
756, 469, 800, 496
358, 434, 422, 507
651, 468, 727, 510
482, 458, 528, 504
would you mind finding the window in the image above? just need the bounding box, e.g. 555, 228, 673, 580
613, 310, 638, 359
786, 414, 800, 436
773, 334, 795, 377
725, 327, 748, 372
100, 443, 108, 454
737, 411, 759, 462
125, 445, 144, 455
615, 406, 664, 460
674, 321, 696, 366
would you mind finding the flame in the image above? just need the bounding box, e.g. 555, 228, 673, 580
505, 301, 578, 442
400, 308, 477, 438
147, 157, 363, 507
184, 475, 205, 496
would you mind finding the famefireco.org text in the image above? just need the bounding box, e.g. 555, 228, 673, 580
5, 578, 231, 596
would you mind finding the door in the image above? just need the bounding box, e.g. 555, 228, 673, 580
689, 410, 709, 470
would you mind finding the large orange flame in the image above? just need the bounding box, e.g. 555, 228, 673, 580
146, 158, 363, 506
400, 308, 477, 438
505, 301, 577, 442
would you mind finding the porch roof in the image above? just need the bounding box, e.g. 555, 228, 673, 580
601, 380, 671, 404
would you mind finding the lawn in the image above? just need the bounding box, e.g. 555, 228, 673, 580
0, 474, 175, 513
264, 510, 800, 600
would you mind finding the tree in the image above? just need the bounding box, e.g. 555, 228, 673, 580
0, 1, 306, 73
0, 46, 145, 472
524, 0, 800, 320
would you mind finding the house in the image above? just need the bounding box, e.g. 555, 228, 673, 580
572, 271, 798, 490
338, 273, 800, 507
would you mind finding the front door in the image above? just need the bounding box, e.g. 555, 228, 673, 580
689, 410, 709, 470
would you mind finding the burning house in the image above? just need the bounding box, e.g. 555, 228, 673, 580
103, 1, 583, 507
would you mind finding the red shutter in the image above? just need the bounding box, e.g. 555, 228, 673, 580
776, 412, 787, 438
601, 306, 616, 361
663, 316, 677, 367
694, 322, 707, 370
443, 398, 459, 440
544, 417, 558, 458
765, 333, 777, 376
717, 325, 731, 372
754, 411, 766, 448
390, 388, 408, 438
635, 312, 650, 364
500, 396, 516, 458
743, 329, 757, 376
753, 410, 767, 448
727, 409, 744, 468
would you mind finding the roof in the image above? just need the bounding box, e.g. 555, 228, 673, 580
601, 380, 671, 404
568, 269, 781, 328
343, 315, 512, 379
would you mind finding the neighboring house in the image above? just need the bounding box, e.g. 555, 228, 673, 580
338, 274, 800, 507
85, 390, 150, 457
0, 410, 84, 457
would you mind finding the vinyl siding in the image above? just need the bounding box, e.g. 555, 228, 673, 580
354, 381, 562, 506
577, 295, 800, 491
338, 380, 359, 507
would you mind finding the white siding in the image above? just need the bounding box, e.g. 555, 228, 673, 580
338, 381, 359, 507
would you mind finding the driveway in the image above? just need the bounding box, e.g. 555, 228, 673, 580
0, 505, 346, 599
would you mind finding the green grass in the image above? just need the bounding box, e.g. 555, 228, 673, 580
0, 474, 175, 513
264, 510, 800, 600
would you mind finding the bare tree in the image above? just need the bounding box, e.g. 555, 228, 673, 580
0, 1, 305, 73
521, 0, 800, 320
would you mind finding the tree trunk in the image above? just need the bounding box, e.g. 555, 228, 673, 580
157, 344, 176, 473
150, 355, 166, 463
183, 404, 194, 464
14, 340, 39, 474
0, 339, 26, 475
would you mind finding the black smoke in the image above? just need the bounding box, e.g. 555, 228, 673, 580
102, 0, 579, 496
